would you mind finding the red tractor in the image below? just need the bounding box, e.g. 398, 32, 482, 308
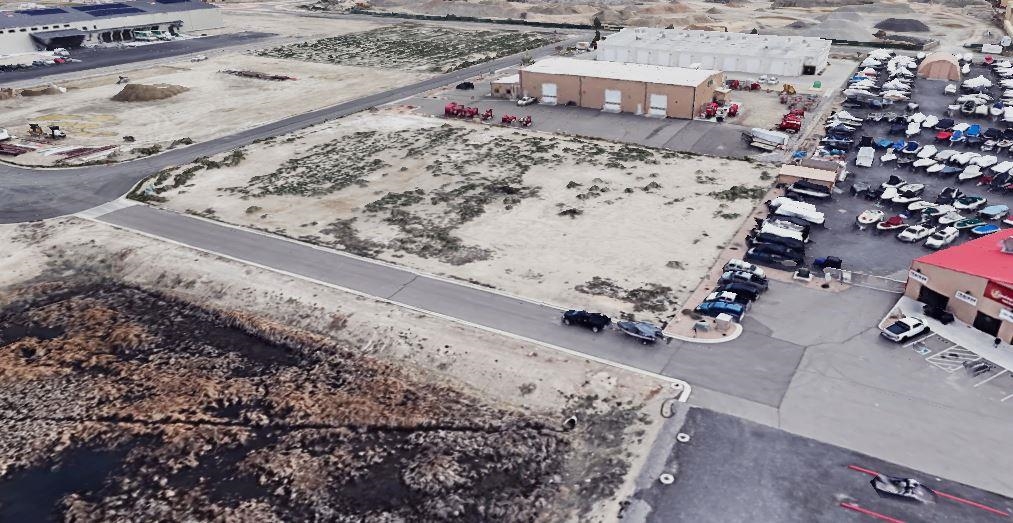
518, 115, 532, 127
481, 108, 494, 120
444, 102, 479, 118
727, 103, 740, 117
704, 102, 720, 118
501, 114, 517, 125
778, 112, 803, 133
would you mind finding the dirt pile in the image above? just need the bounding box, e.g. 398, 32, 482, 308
111, 83, 188, 102
874, 18, 930, 32
20, 84, 65, 97
0, 282, 588, 521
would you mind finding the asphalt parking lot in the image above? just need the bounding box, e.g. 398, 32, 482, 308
632, 407, 1013, 522
797, 61, 1013, 279
407, 95, 757, 158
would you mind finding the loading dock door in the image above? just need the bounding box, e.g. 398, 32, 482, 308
974, 312, 1002, 337
917, 285, 950, 309
541, 83, 557, 105
648, 94, 668, 117
604, 89, 621, 112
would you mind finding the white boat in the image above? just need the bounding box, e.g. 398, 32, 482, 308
908, 200, 937, 212
953, 122, 971, 132
934, 149, 959, 161
944, 84, 957, 94
954, 152, 981, 165
908, 112, 926, 124
991, 160, 1013, 174
917, 145, 938, 159
958, 165, 982, 181
880, 151, 898, 164
926, 163, 946, 174
962, 63, 971, 75
973, 155, 998, 168
975, 105, 989, 116
922, 115, 939, 128
906, 122, 922, 137
913, 158, 937, 169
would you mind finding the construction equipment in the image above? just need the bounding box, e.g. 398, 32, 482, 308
28, 123, 44, 137
444, 102, 478, 118
48, 125, 66, 139
480, 108, 494, 121
518, 115, 532, 127
781, 84, 796, 95
501, 114, 517, 125
778, 111, 804, 133
116, 76, 129, 84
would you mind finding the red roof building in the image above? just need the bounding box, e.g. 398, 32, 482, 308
906, 229, 1013, 343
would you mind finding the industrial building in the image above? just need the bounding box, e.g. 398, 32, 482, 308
0, 0, 223, 54
905, 230, 1013, 343
518, 57, 723, 119
596, 28, 831, 77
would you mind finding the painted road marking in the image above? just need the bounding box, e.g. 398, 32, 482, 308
1002, 392, 1013, 403
974, 369, 1009, 388
926, 345, 980, 373
848, 465, 1010, 518
839, 503, 905, 523
903, 334, 934, 348
75, 198, 138, 220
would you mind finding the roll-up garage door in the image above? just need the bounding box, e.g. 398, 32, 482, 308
648, 94, 667, 117
604, 89, 621, 112
541, 83, 557, 105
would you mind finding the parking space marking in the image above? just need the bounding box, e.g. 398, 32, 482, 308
903, 334, 933, 348
1002, 392, 1013, 403
839, 502, 905, 523
973, 369, 1010, 388
925, 345, 980, 373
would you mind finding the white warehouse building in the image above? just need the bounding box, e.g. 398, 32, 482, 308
597, 28, 831, 77
0, 0, 223, 54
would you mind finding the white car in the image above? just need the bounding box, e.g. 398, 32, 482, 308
880, 317, 929, 342
897, 224, 936, 243
924, 227, 959, 249
706, 291, 740, 304
723, 258, 765, 279
517, 96, 537, 106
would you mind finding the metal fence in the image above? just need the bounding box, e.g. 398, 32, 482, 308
824, 268, 906, 293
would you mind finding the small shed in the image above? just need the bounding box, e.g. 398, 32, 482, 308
917, 52, 961, 81
777, 164, 838, 190
490, 74, 520, 99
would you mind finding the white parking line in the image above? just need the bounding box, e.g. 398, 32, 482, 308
1001, 392, 1013, 403
973, 369, 1009, 388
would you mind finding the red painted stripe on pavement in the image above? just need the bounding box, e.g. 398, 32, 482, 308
849, 464, 879, 476
840, 502, 906, 523
934, 491, 1010, 518
849, 464, 1010, 518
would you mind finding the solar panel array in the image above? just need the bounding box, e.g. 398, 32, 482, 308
71, 3, 132, 11
155, 0, 190, 4
15, 7, 68, 16
84, 6, 146, 16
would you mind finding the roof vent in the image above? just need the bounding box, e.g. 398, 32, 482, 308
1002, 236, 1013, 254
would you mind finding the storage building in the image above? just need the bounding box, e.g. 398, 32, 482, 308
776, 163, 839, 191
519, 57, 723, 119
916, 52, 961, 81
597, 28, 831, 77
0, 0, 223, 54
490, 74, 520, 99
905, 230, 1013, 343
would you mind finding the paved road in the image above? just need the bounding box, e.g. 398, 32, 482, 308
0, 37, 578, 224
95, 203, 797, 406
631, 407, 1012, 522
0, 32, 274, 84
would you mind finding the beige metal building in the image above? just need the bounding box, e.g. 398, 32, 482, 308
776, 163, 839, 191
905, 231, 1013, 343
490, 74, 520, 99
917, 52, 961, 81
519, 57, 723, 119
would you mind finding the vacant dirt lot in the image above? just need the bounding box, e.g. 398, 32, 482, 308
140, 111, 771, 320
256, 23, 561, 73
0, 217, 672, 521
0, 52, 429, 166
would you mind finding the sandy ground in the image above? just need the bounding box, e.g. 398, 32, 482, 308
142, 110, 770, 320
0, 216, 673, 520
0, 51, 430, 166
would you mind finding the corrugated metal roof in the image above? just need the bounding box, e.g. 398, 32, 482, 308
0, 1, 215, 30
521, 57, 720, 87
601, 28, 830, 60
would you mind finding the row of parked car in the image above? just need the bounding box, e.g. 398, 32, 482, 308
692, 259, 769, 323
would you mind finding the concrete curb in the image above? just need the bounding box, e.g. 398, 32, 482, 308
666, 322, 744, 344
